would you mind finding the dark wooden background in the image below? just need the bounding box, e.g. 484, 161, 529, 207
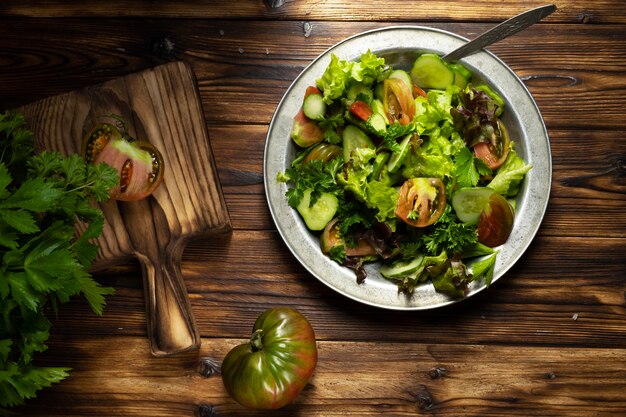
1, 1, 625, 416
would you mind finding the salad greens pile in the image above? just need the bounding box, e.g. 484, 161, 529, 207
0, 111, 118, 410
279, 50, 532, 297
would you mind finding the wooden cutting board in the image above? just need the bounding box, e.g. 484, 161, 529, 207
19, 61, 232, 357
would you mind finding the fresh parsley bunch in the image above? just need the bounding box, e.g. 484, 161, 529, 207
0, 111, 118, 410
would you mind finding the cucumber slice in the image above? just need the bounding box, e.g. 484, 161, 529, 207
296, 189, 339, 231
371, 99, 390, 124
380, 255, 424, 278
367, 113, 387, 134
302, 93, 326, 121
387, 134, 412, 173
450, 63, 472, 89
342, 125, 375, 161
451, 187, 496, 225
388, 69, 413, 90
410, 53, 455, 89
369, 151, 390, 181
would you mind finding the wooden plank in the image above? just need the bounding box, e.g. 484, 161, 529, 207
1, 20, 624, 131
16, 336, 626, 416
41, 232, 626, 349
1, 0, 624, 24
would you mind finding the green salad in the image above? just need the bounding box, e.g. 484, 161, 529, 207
278, 50, 532, 297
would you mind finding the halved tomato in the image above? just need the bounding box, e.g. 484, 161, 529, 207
83, 122, 164, 201
383, 78, 415, 125
320, 218, 377, 257
477, 192, 514, 247
473, 119, 511, 170
396, 178, 446, 227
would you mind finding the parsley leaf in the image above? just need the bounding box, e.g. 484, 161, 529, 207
420, 205, 478, 255
0, 111, 117, 410
452, 146, 492, 188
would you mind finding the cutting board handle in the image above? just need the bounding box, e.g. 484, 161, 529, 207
137, 249, 200, 356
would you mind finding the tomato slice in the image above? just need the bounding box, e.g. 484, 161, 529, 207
82, 122, 122, 164
412, 84, 428, 99
304, 85, 322, 98
320, 218, 377, 257
383, 78, 416, 125
349, 100, 373, 121
477, 192, 515, 247
396, 178, 446, 227
83, 121, 164, 201
473, 119, 511, 170
93, 139, 164, 201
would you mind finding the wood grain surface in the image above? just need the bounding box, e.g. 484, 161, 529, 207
1, 0, 625, 416
18, 62, 232, 357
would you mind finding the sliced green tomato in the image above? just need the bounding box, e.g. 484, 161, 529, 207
297, 189, 338, 231
342, 125, 374, 161
387, 134, 412, 173
410, 53, 455, 89
451, 187, 496, 225
380, 255, 424, 278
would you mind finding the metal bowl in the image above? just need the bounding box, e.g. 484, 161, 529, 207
263, 26, 551, 310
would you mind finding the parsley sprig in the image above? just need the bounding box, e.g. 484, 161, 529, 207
0, 111, 118, 410
278, 157, 342, 208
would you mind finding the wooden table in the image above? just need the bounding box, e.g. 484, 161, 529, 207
2, 1, 625, 416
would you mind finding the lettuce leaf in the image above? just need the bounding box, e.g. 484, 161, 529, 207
350, 50, 386, 87
316, 51, 386, 105
316, 54, 353, 104
487, 149, 532, 197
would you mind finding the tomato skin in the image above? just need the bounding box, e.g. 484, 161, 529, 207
83, 121, 164, 201
291, 109, 324, 148
412, 84, 428, 99
477, 192, 514, 247
349, 100, 373, 121
221, 307, 318, 410
472, 119, 511, 170
320, 218, 377, 257
383, 78, 416, 125
302, 143, 342, 165
396, 178, 446, 227
304, 86, 321, 98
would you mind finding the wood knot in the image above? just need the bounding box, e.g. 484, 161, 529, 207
151, 36, 177, 58
429, 366, 448, 379
406, 384, 435, 411
197, 357, 221, 378
579, 13, 593, 24
196, 404, 216, 417
544, 371, 557, 379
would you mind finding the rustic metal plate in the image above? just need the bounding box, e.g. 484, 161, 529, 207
264, 26, 551, 310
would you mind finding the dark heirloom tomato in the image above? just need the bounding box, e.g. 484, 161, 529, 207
221, 307, 318, 410
320, 218, 377, 257
82, 122, 164, 201
396, 178, 446, 227
383, 78, 416, 125
477, 192, 515, 247
473, 119, 511, 170
302, 142, 342, 165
